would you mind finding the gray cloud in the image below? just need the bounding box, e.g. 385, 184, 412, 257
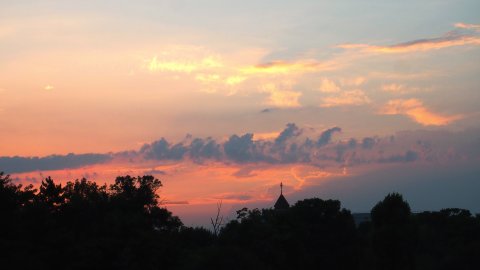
274, 123, 301, 146
379, 150, 419, 163
233, 167, 258, 178
138, 124, 339, 164
348, 138, 357, 148
362, 137, 376, 149
224, 133, 273, 163
189, 137, 222, 162
3, 125, 479, 175
141, 138, 188, 160
317, 127, 342, 147
162, 200, 189, 205
271, 123, 311, 163
0, 153, 111, 174
143, 169, 167, 176
219, 193, 253, 201
260, 108, 273, 113
223, 134, 256, 162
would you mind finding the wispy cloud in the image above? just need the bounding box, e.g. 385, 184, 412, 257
162, 200, 189, 205
339, 77, 366, 87
318, 77, 369, 107
381, 83, 426, 94
240, 59, 338, 75
148, 56, 222, 73
320, 89, 371, 107
195, 74, 221, 83
380, 99, 463, 126
225, 75, 247, 86
213, 192, 254, 202
454, 23, 480, 31
338, 23, 480, 54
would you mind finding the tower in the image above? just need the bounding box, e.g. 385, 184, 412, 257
274, 182, 290, 210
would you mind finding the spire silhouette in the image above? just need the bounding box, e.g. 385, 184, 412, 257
274, 182, 289, 210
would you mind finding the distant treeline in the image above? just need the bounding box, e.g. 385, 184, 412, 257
1, 172, 479, 270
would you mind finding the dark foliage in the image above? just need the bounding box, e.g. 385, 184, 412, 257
0, 172, 479, 269
215, 198, 358, 270
370, 193, 415, 270
0, 173, 190, 270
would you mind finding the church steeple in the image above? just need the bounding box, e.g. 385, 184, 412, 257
274, 182, 290, 210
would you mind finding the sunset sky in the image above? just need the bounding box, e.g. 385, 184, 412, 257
1, 0, 479, 226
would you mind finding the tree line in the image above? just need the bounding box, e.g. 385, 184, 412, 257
1, 172, 479, 269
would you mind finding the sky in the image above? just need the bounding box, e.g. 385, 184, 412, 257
1, 0, 479, 226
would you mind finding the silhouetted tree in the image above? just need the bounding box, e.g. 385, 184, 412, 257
110, 175, 161, 208
371, 193, 415, 270
218, 198, 359, 270
210, 200, 224, 236
36, 176, 64, 209
1, 172, 479, 270
414, 208, 480, 270
0, 172, 36, 216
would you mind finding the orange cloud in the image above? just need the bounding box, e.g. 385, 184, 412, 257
224, 75, 247, 86
319, 78, 340, 93
253, 131, 281, 141
380, 99, 463, 126
240, 59, 337, 75
319, 77, 367, 93
289, 165, 338, 190
382, 83, 405, 93
368, 71, 437, 80
195, 74, 221, 83
320, 89, 371, 107
339, 76, 366, 86
149, 57, 196, 73
148, 56, 223, 73
261, 83, 302, 108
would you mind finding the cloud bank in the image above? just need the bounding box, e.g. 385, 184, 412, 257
138, 124, 480, 169
3, 124, 479, 174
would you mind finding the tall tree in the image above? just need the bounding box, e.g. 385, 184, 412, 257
371, 193, 415, 270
